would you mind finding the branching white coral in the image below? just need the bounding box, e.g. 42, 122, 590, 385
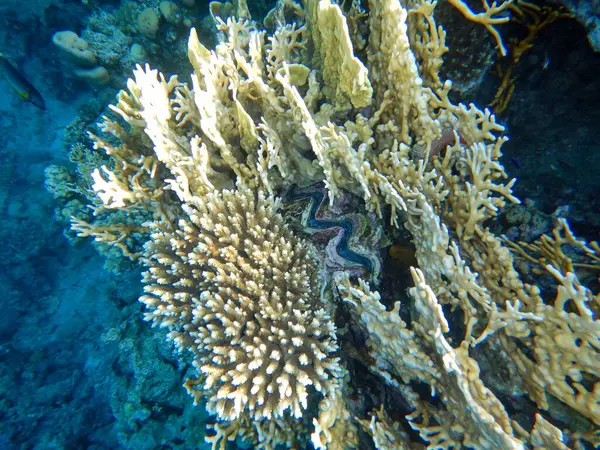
140, 189, 343, 421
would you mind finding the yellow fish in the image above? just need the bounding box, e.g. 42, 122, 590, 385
0, 52, 45, 110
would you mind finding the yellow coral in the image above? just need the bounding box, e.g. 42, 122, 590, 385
306, 0, 372, 110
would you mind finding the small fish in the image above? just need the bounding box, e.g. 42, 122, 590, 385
550, 159, 575, 172
0, 52, 45, 110
556, 158, 575, 170
542, 52, 550, 70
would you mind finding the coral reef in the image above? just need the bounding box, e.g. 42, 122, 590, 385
53, 29, 111, 85
69, 0, 600, 448
48, 0, 216, 88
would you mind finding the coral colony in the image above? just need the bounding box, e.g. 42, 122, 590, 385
66, 0, 599, 448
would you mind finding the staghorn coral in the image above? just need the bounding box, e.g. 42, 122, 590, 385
337, 269, 526, 449
359, 406, 418, 450
447, 0, 514, 56
140, 188, 342, 422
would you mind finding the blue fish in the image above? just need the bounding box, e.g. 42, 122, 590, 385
0, 52, 45, 110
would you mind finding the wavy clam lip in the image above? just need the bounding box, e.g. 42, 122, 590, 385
283, 183, 381, 281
